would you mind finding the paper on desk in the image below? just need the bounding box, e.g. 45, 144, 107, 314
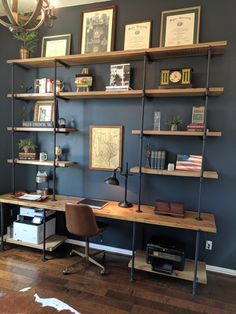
18, 194, 42, 201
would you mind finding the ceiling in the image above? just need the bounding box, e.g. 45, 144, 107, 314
0, 0, 111, 16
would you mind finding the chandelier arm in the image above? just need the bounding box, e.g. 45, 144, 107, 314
23, 0, 43, 28
0, 18, 14, 28
2, 0, 17, 26
24, 12, 46, 32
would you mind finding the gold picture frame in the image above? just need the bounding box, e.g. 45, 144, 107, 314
124, 20, 152, 51
34, 101, 54, 122
89, 125, 123, 171
160, 6, 201, 47
80, 6, 116, 54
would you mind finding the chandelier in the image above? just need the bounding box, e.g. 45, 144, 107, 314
0, 0, 56, 33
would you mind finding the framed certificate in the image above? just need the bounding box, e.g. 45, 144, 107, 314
124, 20, 151, 51
41, 34, 71, 57
160, 6, 201, 47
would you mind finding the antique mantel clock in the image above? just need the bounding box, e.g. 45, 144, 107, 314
159, 68, 193, 89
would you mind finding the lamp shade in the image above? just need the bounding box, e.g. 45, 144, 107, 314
104, 172, 119, 186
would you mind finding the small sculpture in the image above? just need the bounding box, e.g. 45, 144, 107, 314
145, 143, 152, 168
75, 68, 93, 92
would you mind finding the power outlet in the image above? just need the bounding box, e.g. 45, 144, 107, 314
205, 240, 213, 250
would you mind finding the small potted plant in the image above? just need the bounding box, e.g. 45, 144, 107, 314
13, 30, 38, 59
166, 116, 182, 131
12, 14, 38, 59
18, 138, 36, 153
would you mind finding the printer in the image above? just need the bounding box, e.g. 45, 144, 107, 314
13, 207, 56, 244
146, 238, 185, 274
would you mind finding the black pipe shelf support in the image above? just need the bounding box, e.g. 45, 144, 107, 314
192, 46, 212, 297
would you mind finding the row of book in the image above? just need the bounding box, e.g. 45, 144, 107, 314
150, 150, 166, 170
187, 123, 205, 132
18, 152, 38, 160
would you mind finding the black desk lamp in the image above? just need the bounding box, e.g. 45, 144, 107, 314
104, 162, 133, 208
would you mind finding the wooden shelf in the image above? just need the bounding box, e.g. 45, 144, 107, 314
128, 251, 207, 284
146, 87, 224, 97
7, 127, 77, 133
59, 90, 143, 99
7, 159, 77, 167
0, 194, 217, 233
132, 130, 222, 137
4, 234, 67, 252
7, 93, 54, 100
130, 166, 218, 179
7, 41, 226, 69
8, 87, 223, 101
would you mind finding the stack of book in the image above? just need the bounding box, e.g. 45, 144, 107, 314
150, 150, 166, 170
18, 152, 38, 160
187, 123, 205, 132
176, 154, 202, 172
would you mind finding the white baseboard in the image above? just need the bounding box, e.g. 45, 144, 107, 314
206, 265, 236, 277
65, 238, 132, 256
65, 238, 236, 277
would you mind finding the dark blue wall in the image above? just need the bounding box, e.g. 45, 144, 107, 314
0, 0, 235, 270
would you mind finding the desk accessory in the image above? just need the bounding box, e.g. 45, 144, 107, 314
78, 198, 107, 209
159, 68, 192, 89
104, 162, 133, 208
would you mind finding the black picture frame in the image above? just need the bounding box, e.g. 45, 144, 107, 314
160, 6, 201, 47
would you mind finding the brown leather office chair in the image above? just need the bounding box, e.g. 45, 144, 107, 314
63, 203, 106, 275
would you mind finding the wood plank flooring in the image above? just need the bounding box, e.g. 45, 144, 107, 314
0, 245, 235, 314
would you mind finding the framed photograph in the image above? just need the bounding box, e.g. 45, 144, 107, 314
110, 64, 130, 87
192, 106, 205, 124
34, 101, 54, 122
80, 6, 116, 54
89, 125, 123, 171
41, 34, 71, 57
124, 20, 151, 51
160, 6, 201, 47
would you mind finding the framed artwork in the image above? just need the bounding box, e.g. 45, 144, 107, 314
41, 34, 71, 57
192, 106, 205, 124
124, 20, 151, 51
80, 6, 116, 54
160, 6, 201, 47
89, 125, 123, 171
34, 101, 54, 122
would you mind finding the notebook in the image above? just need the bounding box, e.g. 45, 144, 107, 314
78, 198, 108, 209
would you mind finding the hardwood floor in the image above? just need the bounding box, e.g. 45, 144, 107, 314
0, 245, 235, 314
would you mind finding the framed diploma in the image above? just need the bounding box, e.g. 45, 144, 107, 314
160, 6, 201, 47
124, 20, 151, 51
41, 34, 71, 57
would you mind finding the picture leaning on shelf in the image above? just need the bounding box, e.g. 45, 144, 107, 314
187, 106, 205, 131
176, 154, 202, 172
106, 63, 131, 91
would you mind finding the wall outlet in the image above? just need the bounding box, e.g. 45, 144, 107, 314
206, 240, 213, 250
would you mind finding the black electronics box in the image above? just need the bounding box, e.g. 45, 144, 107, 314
146, 238, 185, 272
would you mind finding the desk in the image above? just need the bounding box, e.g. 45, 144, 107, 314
0, 193, 216, 294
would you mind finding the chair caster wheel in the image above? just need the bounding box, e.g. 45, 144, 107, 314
69, 251, 74, 256
100, 269, 105, 275
63, 270, 69, 275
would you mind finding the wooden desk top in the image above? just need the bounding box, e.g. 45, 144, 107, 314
0, 193, 216, 233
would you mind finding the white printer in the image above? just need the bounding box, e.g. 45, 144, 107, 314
13, 207, 56, 244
